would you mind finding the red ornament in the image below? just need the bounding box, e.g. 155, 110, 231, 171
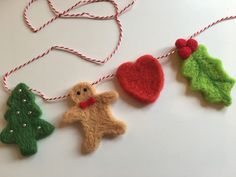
186, 38, 198, 52
175, 38, 187, 49
116, 55, 164, 103
177, 47, 192, 60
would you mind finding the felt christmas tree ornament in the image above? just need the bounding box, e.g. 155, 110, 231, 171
0, 83, 54, 156
175, 39, 235, 106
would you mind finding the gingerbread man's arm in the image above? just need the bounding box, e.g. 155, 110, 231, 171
63, 106, 85, 124
96, 91, 119, 104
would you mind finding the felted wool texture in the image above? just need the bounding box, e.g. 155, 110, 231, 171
175, 39, 187, 49
186, 39, 198, 52
176, 38, 199, 59
181, 45, 235, 106
0, 83, 55, 156
63, 82, 126, 154
178, 47, 192, 60
116, 55, 164, 103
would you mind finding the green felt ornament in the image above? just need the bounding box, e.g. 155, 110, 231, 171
0, 83, 54, 156
181, 45, 235, 106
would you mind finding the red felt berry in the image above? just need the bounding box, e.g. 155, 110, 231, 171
178, 47, 192, 60
187, 38, 198, 52
175, 39, 187, 49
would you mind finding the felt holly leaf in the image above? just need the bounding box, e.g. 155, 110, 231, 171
0, 83, 54, 156
181, 45, 235, 106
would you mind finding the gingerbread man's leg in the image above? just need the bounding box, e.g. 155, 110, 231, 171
102, 120, 126, 137
81, 129, 102, 154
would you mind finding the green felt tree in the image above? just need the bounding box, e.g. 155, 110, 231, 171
181, 45, 235, 106
0, 83, 54, 156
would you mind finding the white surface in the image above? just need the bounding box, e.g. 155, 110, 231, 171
0, 0, 236, 177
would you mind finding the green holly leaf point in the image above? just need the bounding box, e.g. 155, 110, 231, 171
181, 45, 235, 106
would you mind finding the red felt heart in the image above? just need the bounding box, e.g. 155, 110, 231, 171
116, 55, 164, 103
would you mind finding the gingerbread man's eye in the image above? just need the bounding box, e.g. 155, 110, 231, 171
77, 91, 81, 95
83, 88, 87, 92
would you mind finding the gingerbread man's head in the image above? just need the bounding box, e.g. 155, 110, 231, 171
69, 82, 96, 103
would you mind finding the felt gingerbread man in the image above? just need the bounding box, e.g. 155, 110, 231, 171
63, 82, 126, 154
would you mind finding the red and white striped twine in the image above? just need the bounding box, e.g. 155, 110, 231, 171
2, 45, 118, 101
3, 0, 135, 102
47, 0, 136, 20
189, 15, 236, 39
23, 0, 129, 64
23, 0, 136, 32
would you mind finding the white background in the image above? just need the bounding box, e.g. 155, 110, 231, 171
0, 0, 236, 177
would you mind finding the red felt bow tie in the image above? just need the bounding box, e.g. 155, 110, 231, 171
79, 97, 96, 109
